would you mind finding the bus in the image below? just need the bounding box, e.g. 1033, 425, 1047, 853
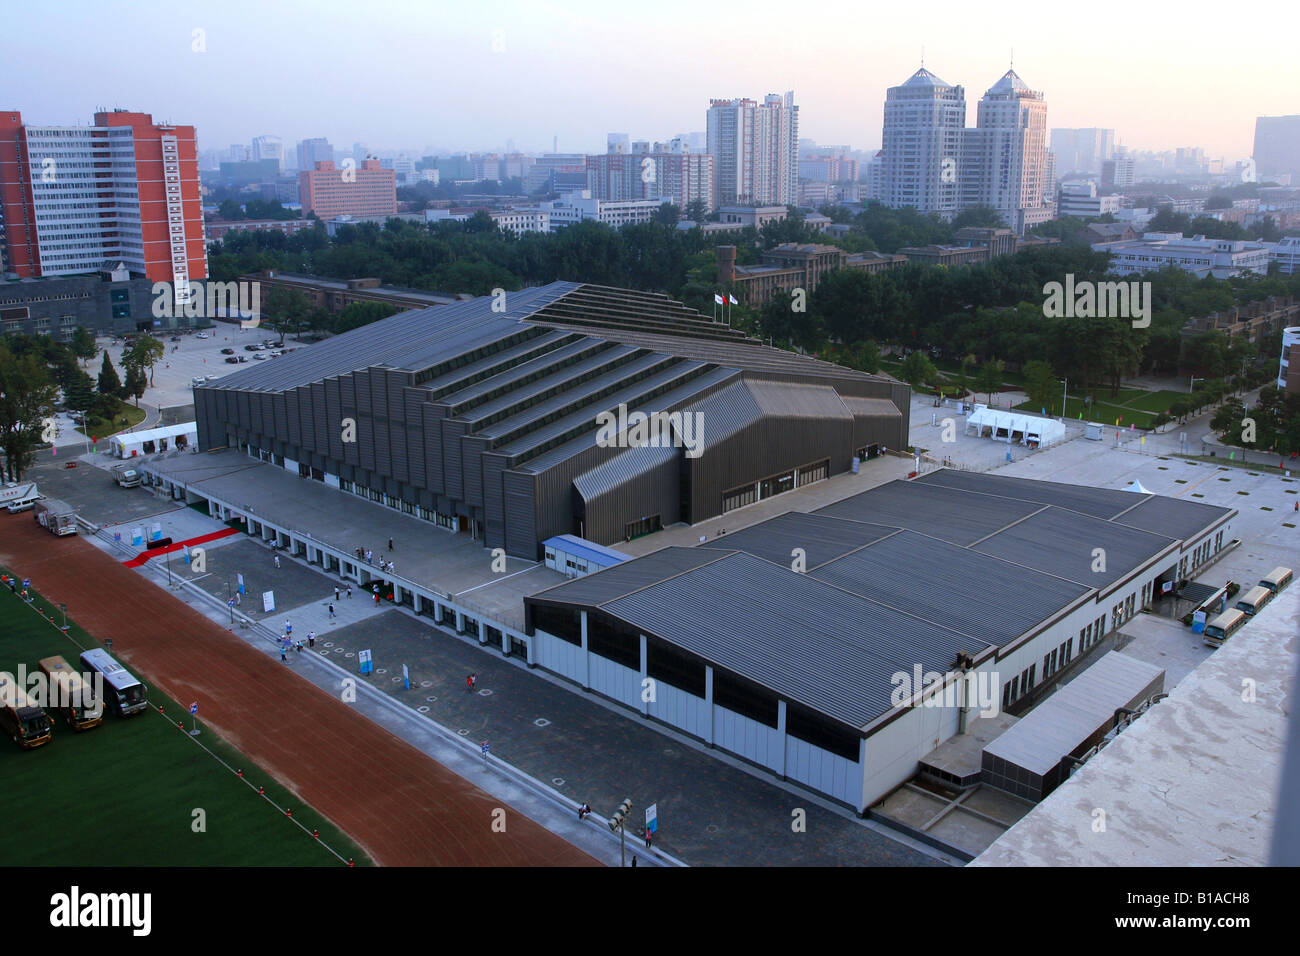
79, 649, 147, 717
1235, 585, 1274, 617
1260, 567, 1293, 596
1203, 608, 1248, 648
0, 671, 53, 748
38, 656, 104, 731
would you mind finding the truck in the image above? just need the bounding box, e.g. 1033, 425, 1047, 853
1, 481, 41, 513
34, 498, 78, 536
112, 464, 141, 488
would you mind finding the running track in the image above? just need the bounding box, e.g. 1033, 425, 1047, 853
0, 517, 597, 867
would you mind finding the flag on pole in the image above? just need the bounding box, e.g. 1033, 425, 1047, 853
728, 294, 738, 305
713, 293, 725, 305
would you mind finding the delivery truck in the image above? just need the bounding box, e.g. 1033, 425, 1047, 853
34, 498, 78, 536
112, 464, 141, 488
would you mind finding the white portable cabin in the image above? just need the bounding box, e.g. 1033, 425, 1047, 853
108, 422, 197, 459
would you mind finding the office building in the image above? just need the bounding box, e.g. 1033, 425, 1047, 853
880, 68, 967, 218
1253, 115, 1300, 182
586, 148, 713, 210
1058, 181, 1122, 219
1050, 128, 1115, 175
296, 137, 333, 173
0, 109, 207, 294
298, 159, 397, 218
252, 134, 284, 172
541, 192, 672, 229
1092, 233, 1270, 278
966, 70, 1052, 233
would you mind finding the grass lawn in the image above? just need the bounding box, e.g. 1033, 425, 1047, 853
1015, 386, 1191, 429
74, 401, 148, 440
0, 572, 370, 866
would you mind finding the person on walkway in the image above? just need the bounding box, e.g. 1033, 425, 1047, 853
365, 549, 372, 564
346, 585, 352, 599
295, 640, 303, 654
328, 603, 336, 621
307, 630, 316, 648
577, 803, 591, 820
388, 537, 394, 551
644, 827, 652, 848
631, 856, 637, 867
467, 673, 477, 693
335, 586, 341, 601
284, 619, 292, 637
280, 638, 289, 662
373, 590, 380, 606
274, 554, 280, 569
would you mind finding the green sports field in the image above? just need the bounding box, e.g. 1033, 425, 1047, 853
0, 573, 370, 866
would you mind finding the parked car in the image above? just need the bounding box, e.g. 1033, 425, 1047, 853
170, 335, 182, 342
238, 355, 249, 362
252, 353, 267, 360
269, 350, 282, 357
196, 332, 209, 339
244, 344, 259, 352
191, 376, 208, 386
224, 357, 240, 364
221, 347, 235, 354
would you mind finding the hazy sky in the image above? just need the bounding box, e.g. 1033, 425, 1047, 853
5, 0, 1296, 159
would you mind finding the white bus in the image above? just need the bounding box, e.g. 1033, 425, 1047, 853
1235, 585, 1274, 617
79, 649, 147, 717
1260, 567, 1293, 596
0, 672, 53, 748
1203, 608, 1248, 648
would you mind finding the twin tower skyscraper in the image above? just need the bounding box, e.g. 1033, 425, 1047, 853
880, 67, 1052, 234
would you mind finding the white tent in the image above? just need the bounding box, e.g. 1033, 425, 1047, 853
965, 405, 1066, 448
1126, 480, 1151, 494
108, 422, 197, 458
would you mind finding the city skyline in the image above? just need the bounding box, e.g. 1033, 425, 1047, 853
4, 0, 1295, 161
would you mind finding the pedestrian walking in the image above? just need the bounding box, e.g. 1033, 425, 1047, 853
373, 590, 380, 606
388, 537, 394, 551
466, 673, 476, 693
365, 549, 372, 564
387, 561, 395, 573
285, 619, 292, 636
644, 827, 652, 848
577, 802, 591, 820
631, 856, 638, 868
274, 554, 281, 569
328, 602, 336, 621
307, 630, 316, 648
295, 640, 303, 654
335, 586, 340, 601
280, 638, 289, 662
346, 585, 352, 599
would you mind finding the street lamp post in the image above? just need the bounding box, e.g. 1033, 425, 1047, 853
1190, 376, 1204, 394
59, 602, 67, 632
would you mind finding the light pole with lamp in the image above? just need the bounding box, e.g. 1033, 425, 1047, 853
59, 602, 68, 632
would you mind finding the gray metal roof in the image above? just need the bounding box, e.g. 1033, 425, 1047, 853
916, 469, 1146, 520
814, 479, 1044, 546
971, 506, 1176, 588
810, 530, 1090, 646
983, 650, 1165, 776
1111, 494, 1232, 541
697, 512, 899, 570
602, 551, 993, 729
529, 546, 731, 607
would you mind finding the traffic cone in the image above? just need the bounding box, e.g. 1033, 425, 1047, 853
312, 829, 319, 839
347, 859, 355, 867
258, 786, 264, 795
286, 809, 293, 818
237, 769, 244, 778
177, 720, 184, 729
159, 706, 165, 714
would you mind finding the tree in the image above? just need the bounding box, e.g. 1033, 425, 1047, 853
1023, 360, 1058, 413
0, 344, 59, 482
123, 364, 147, 407
684, 199, 709, 223
950, 205, 1006, 230
654, 203, 681, 226
123, 336, 165, 387
900, 351, 938, 390
65, 370, 96, 417
98, 351, 123, 399
975, 359, 1005, 405
71, 326, 98, 366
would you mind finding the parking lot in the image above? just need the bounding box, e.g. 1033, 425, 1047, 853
96, 324, 306, 410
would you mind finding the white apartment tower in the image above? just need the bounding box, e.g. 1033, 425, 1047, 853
880, 69, 966, 218
706, 92, 799, 207
969, 69, 1052, 233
